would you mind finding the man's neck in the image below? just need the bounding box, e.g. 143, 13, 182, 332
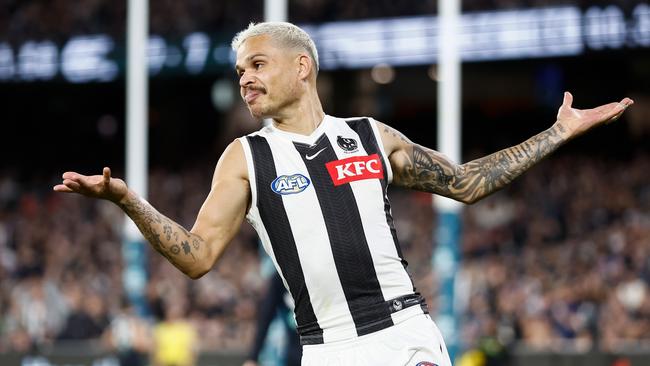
271, 91, 325, 136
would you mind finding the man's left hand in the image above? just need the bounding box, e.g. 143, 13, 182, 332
556, 91, 634, 138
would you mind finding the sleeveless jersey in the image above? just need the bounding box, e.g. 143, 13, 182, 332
239, 115, 427, 345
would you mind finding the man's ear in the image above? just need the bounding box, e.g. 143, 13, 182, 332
297, 54, 313, 81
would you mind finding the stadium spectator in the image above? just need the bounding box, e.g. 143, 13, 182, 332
57, 283, 109, 340
152, 301, 198, 366
103, 299, 151, 366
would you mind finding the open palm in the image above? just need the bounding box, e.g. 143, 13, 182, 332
53, 167, 128, 203
557, 92, 634, 138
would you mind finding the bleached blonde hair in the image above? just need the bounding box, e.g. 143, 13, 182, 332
231, 22, 319, 74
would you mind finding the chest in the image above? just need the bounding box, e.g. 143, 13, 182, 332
267, 132, 385, 195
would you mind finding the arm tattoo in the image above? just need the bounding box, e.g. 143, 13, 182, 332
394, 124, 567, 203
384, 126, 410, 143
182, 241, 191, 254
399, 146, 456, 194
118, 195, 204, 269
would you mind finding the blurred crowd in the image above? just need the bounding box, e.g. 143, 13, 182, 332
1, 146, 648, 357
460, 153, 650, 356
0, 0, 641, 44
0, 164, 263, 355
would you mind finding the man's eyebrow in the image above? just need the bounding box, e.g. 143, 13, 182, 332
246, 53, 267, 61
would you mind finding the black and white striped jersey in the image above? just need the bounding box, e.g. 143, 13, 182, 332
239, 115, 427, 345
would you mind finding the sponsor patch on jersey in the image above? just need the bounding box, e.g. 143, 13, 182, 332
271, 174, 311, 195
416, 362, 438, 366
392, 299, 403, 311
337, 135, 358, 153
325, 154, 383, 186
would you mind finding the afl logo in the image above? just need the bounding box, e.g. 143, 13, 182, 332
271, 174, 311, 195
337, 136, 358, 152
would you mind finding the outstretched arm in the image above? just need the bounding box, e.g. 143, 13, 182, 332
383, 92, 633, 204
53, 140, 250, 279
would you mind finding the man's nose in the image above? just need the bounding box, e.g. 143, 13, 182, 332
239, 72, 254, 88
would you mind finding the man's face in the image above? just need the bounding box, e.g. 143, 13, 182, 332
235, 35, 301, 119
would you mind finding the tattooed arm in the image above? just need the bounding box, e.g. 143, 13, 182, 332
385, 123, 568, 203
54, 140, 250, 279
382, 92, 633, 204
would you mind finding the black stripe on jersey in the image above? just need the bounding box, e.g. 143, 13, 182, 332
294, 135, 393, 337
246, 135, 324, 344
345, 119, 411, 274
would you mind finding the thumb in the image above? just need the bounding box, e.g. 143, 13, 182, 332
563, 91, 573, 108
103, 167, 111, 185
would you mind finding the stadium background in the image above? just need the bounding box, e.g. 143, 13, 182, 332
0, 0, 649, 365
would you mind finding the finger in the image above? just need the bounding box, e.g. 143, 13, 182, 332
62, 171, 82, 180
563, 91, 573, 108
605, 101, 629, 119
103, 167, 111, 185
606, 111, 624, 124
603, 98, 633, 115
592, 102, 624, 119
619, 97, 634, 109
63, 179, 82, 191
53, 184, 74, 193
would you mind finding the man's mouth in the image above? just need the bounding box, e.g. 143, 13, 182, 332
245, 90, 263, 104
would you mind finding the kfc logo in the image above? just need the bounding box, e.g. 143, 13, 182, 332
325, 154, 384, 186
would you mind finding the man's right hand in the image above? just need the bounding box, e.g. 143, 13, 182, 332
53, 167, 128, 203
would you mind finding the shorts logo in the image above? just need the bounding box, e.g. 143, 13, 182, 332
325, 154, 383, 186
416, 362, 438, 366
337, 135, 358, 152
271, 174, 311, 195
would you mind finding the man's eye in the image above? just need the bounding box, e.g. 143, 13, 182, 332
255, 63, 263, 69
